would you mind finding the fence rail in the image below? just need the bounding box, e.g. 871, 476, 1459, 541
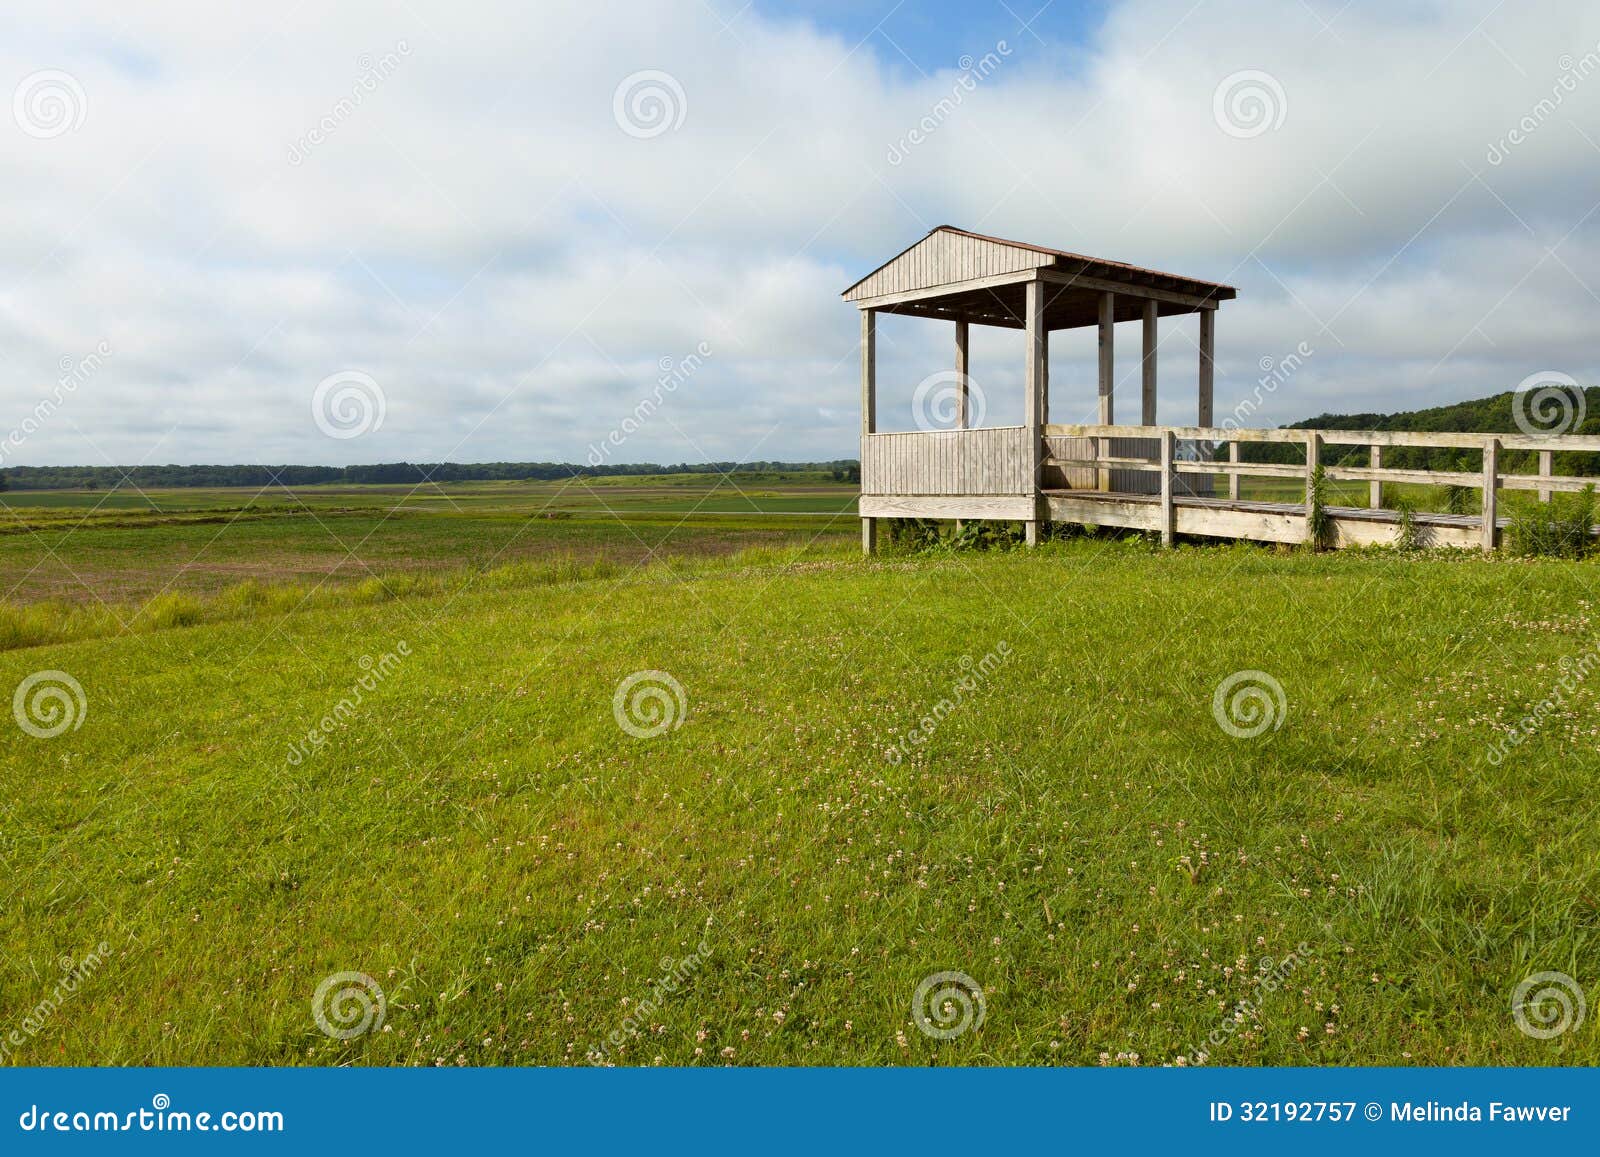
1044, 422, 1600, 454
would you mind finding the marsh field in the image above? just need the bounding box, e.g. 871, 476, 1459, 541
1, 472, 1596, 1066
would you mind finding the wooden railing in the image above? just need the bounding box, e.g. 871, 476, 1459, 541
862, 426, 1033, 496
1043, 423, 1600, 549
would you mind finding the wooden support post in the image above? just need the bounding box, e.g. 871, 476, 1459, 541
1482, 437, 1499, 552
1539, 449, 1553, 503
1159, 428, 1175, 546
953, 317, 969, 533
1198, 309, 1215, 429
1305, 431, 1322, 547
1098, 291, 1115, 490
1370, 444, 1382, 508
1041, 330, 1050, 426
954, 318, 969, 430
1141, 299, 1157, 425
860, 309, 876, 555
1228, 440, 1241, 502
1024, 278, 1045, 546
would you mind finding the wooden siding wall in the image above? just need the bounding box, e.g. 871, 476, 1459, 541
862, 428, 1033, 496
846, 233, 1045, 300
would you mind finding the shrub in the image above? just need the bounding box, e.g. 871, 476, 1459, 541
1304, 465, 1332, 551
1392, 498, 1422, 552
1507, 485, 1597, 559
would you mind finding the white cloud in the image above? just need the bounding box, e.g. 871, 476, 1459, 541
2, 0, 1598, 468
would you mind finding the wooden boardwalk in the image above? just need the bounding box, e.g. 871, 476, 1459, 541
859, 421, 1600, 552
1044, 488, 1505, 551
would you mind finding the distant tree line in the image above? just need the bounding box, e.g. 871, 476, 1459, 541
0, 459, 862, 491
1238, 386, 1600, 475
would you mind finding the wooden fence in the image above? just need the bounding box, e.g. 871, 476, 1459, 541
1043, 423, 1600, 549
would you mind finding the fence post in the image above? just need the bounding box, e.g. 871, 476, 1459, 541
1370, 444, 1382, 509
1160, 429, 1176, 546
1482, 437, 1499, 552
1304, 432, 1322, 546
1228, 440, 1240, 502
1539, 449, 1553, 503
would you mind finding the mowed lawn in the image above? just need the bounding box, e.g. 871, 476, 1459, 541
2, 536, 1598, 1067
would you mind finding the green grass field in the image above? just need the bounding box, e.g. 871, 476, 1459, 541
1, 476, 1597, 1066
0, 474, 857, 607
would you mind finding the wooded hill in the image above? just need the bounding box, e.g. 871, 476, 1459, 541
1250, 385, 1600, 473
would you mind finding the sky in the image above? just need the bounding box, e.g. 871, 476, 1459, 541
2, 0, 1598, 469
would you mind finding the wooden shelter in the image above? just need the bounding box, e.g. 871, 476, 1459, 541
844, 226, 1600, 552
844, 226, 1234, 548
